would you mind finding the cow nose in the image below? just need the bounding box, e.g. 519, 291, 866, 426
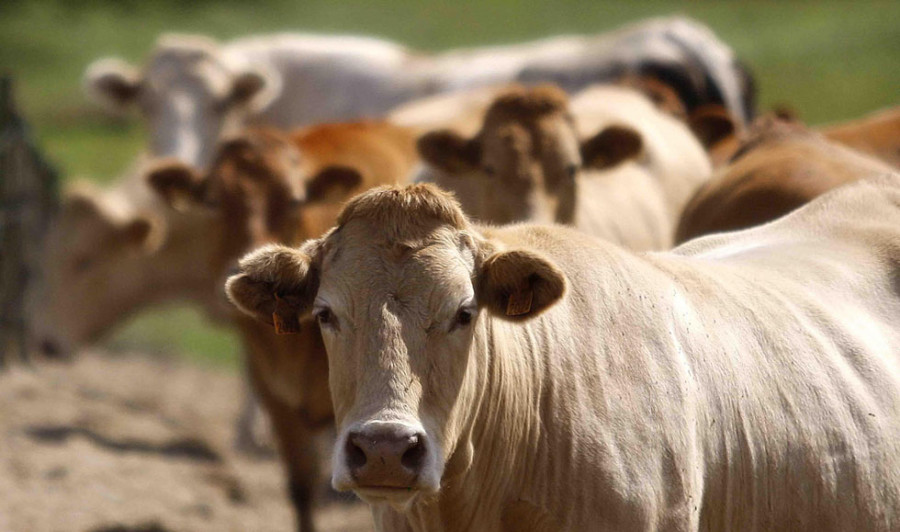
40, 338, 63, 359
346, 425, 427, 488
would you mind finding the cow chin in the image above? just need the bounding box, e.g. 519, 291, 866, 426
331, 418, 444, 510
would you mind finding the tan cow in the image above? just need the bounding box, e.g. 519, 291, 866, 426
227, 180, 900, 531
416, 85, 711, 250
27, 171, 227, 358
146, 121, 417, 532
675, 116, 894, 243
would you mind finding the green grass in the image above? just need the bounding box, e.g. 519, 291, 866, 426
3, 0, 898, 366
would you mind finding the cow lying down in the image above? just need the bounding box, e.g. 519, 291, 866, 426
226, 180, 900, 532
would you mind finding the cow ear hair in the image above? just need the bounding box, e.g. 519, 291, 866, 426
83, 58, 142, 112
225, 244, 318, 334
580, 125, 644, 170
146, 161, 206, 210
688, 105, 738, 149
417, 129, 481, 173
305, 165, 363, 204
230, 67, 280, 113
478, 249, 566, 321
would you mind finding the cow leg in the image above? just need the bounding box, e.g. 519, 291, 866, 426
233, 372, 275, 457
290, 478, 315, 532
251, 373, 321, 532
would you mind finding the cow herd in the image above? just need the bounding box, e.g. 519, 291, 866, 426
25, 16, 900, 532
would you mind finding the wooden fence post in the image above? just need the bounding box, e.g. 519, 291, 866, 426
0, 76, 59, 367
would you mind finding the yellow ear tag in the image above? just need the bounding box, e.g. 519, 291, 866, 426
272, 293, 301, 335
506, 289, 533, 316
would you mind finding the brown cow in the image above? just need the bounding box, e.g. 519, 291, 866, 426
688, 105, 900, 170
821, 106, 900, 168
675, 116, 894, 244
146, 121, 417, 532
226, 180, 900, 531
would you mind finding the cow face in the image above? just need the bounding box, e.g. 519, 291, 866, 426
418, 86, 643, 225
28, 185, 163, 358
226, 184, 565, 511
84, 35, 279, 170
146, 130, 361, 254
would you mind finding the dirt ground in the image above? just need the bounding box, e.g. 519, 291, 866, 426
0, 350, 374, 532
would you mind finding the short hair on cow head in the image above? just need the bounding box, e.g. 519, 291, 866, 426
483, 85, 571, 124
336, 183, 469, 241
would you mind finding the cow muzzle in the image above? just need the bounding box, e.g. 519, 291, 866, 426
333, 420, 439, 504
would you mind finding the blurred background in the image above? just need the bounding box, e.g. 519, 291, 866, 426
2, 0, 898, 367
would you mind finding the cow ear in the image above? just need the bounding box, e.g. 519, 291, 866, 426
117, 214, 164, 253
62, 184, 106, 222
688, 105, 738, 149
305, 165, 363, 204
226, 244, 319, 334
146, 161, 206, 210
229, 68, 280, 112
580, 125, 643, 170
417, 130, 481, 173
83, 58, 142, 112
478, 249, 566, 321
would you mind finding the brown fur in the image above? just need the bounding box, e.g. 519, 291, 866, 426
675, 116, 894, 243
821, 106, 900, 168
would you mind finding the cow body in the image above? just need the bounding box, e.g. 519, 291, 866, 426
676, 117, 894, 243
228, 179, 900, 531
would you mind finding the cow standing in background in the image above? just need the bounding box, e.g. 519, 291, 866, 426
416, 84, 711, 249
675, 116, 895, 243
227, 180, 900, 531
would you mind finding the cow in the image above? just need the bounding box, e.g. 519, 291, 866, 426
83, 17, 754, 171
145, 121, 418, 532
675, 116, 895, 243
686, 105, 900, 170
225, 180, 900, 531
27, 173, 227, 359
415, 84, 711, 250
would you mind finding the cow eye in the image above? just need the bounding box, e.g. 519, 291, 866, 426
484, 165, 496, 176
566, 164, 579, 179
455, 308, 475, 328
72, 256, 93, 273
314, 307, 334, 326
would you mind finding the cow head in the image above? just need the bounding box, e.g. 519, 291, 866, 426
226, 184, 566, 511
146, 129, 362, 268
28, 183, 164, 358
417, 85, 643, 225
84, 34, 281, 169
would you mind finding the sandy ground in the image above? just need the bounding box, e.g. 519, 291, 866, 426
0, 350, 374, 532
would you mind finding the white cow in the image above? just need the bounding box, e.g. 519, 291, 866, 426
227, 179, 900, 531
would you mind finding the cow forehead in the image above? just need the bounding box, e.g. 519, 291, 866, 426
319, 226, 476, 312
144, 50, 232, 97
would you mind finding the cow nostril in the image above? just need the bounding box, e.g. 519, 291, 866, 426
401, 435, 426, 471
346, 436, 367, 471
40, 339, 62, 359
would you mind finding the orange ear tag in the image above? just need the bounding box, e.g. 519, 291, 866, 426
506, 289, 533, 316
272, 293, 301, 335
